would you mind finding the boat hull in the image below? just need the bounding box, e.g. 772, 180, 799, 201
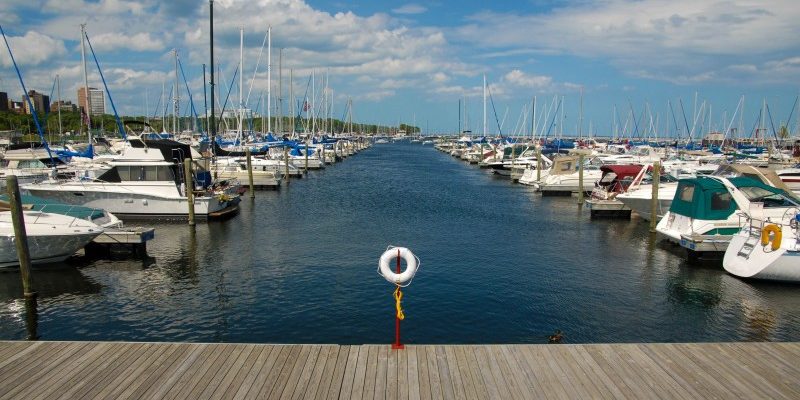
724, 227, 800, 282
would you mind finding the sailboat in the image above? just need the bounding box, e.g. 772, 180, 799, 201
723, 210, 800, 282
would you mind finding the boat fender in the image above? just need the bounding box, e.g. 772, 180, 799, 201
760, 224, 782, 251
379, 247, 418, 286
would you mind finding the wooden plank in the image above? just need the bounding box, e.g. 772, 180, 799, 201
91, 342, 165, 400
582, 344, 641, 400
751, 343, 800, 376
73, 342, 155, 400
424, 346, 443, 400
406, 346, 420, 400
145, 343, 209, 400
283, 345, 321, 400
312, 346, 343, 400
523, 345, 571, 400
210, 344, 259, 400
302, 346, 335, 400
0, 341, 71, 389
565, 345, 626, 400
636, 344, 713, 400
241, 345, 289, 399
385, 347, 398, 400
489, 346, 529, 400
433, 347, 455, 400
197, 344, 250, 399
553, 345, 607, 400
338, 345, 361, 400
116, 343, 189, 400
232, 345, 276, 400
183, 344, 238, 400
616, 344, 691, 400
700, 343, 791, 400
671, 343, 752, 398
451, 345, 478, 400
53, 342, 133, 400
471, 346, 506, 400
0, 341, 39, 370
373, 346, 388, 400
261, 345, 303, 399
0, 342, 90, 397
504, 345, 546, 399
350, 345, 370, 400
26, 342, 121, 400
397, 349, 408, 400
597, 344, 665, 399
126, 343, 195, 400
415, 346, 431, 400
657, 343, 736, 398
362, 346, 378, 400
324, 345, 352, 400
718, 343, 800, 398
461, 345, 490, 399
165, 344, 229, 400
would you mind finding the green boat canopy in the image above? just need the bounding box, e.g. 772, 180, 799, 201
668, 176, 786, 220
0, 194, 105, 221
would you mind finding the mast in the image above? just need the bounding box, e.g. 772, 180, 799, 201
278, 48, 282, 134
312, 69, 316, 134
238, 27, 243, 135
578, 86, 583, 139
267, 26, 272, 134
482, 74, 487, 137
209, 0, 216, 158
202, 64, 207, 133
56, 74, 62, 136
174, 49, 179, 134
80, 24, 92, 142
290, 68, 294, 135
531, 96, 536, 138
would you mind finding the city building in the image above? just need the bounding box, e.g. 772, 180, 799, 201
9, 101, 24, 114
77, 87, 106, 116
51, 100, 78, 113
23, 90, 50, 115
0, 92, 7, 112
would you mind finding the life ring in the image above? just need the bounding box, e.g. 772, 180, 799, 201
379, 247, 418, 285
760, 224, 782, 251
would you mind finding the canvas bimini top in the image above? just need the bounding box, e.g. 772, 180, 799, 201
668, 176, 791, 220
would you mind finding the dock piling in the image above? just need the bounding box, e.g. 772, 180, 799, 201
6, 175, 35, 298
536, 146, 542, 181
183, 158, 195, 226
284, 146, 291, 184
650, 162, 660, 233
577, 154, 585, 204
305, 140, 309, 172
246, 148, 255, 198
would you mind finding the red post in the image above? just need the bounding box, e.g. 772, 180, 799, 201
392, 248, 404, 350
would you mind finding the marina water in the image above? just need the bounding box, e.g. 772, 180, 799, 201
1, 141, 799, 343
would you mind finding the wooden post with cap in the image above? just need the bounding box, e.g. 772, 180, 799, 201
6, 175, 35, 298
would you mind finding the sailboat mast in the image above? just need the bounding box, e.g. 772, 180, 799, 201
482, 74, 487, 137
238, 27, 243, 135
209, 0, 217, 159
56, 74, 63, 136
174, 49, 179, 134
278, 48, 282, 134
80, 24, 92, 141
267, 26, 272, 134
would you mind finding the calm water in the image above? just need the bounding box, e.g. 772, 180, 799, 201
2, 142, 799, 344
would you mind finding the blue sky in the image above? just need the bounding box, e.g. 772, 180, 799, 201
1, 0, 799, 138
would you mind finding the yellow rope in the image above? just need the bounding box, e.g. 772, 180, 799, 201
394, 286, 405, 320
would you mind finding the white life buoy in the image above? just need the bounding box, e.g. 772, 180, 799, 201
379, 247, 418, 285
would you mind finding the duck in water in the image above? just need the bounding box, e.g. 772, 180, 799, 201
548, 330, 564, 344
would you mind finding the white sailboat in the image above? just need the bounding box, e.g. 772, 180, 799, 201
723, 209, 800, 282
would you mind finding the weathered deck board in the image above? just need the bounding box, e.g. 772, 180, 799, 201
0, 341, 797, 400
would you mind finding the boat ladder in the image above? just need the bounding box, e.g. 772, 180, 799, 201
736, 226, 763, 259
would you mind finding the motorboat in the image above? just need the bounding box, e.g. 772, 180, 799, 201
723, 209, 800, 282
0, 210, 103, 268
23, 139, 240, 219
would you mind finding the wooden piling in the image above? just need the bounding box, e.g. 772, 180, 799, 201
284, 146, 291, 183
577, 154, 585, 204
304, 140, 309, 172
536, 146, 542, 181
650, 161, 660, 233
183, 158, 195, 226
245, 148, 255, 198
6, 176, 35, 298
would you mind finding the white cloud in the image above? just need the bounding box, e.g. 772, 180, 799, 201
89, 32, 166, 52
457, 0, 800, 84
503, 69, 552, 89
392, 4, 427, 15
0, 31, 67, 68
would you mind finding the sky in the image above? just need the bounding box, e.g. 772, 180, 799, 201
1, 0, 799, 137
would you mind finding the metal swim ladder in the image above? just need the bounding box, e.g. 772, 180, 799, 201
736, 224, 763, 259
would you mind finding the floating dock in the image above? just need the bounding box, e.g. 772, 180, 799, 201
0, 341, 797, 399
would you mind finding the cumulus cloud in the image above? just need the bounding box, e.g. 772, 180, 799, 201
457, 0, 800, 84
89, 32, 166, 52
0, 31, 67, 68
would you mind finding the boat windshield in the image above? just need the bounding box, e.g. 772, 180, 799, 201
739, 187, 799, 208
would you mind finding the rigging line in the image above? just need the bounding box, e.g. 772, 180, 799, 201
84, 30, 127, 141
0, 23, 55, 166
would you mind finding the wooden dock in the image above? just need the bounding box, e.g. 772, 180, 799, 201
1, 341, 798, 399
